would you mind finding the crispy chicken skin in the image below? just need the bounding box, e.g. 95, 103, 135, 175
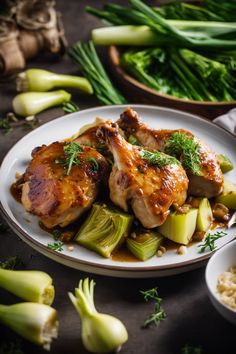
21, 142, 108, 228
118, 108, 224, 198
97, 123, 188, 228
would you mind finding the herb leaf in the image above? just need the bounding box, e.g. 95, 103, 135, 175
165, 132, 201, 174
47, 241, 64, 252
63, 101, 79, 113
88, 157, 99, 171
0, 256, 23, 269
198, 231, 227, 253
140, 287, 166, 327
140, 149, 178, 168
56, 142, 83, 175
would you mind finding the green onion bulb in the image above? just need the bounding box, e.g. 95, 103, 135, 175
13, 90, 71, 117
0, 302, 58, 350
0, 269, 55, 305
69, 278, 128, 353
17, 69, 93, 94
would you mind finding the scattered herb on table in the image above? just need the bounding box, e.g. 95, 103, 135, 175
165, 132, 201, 174
0, 256, 23, 270
0, 339, 24, 354
69, 41, 127, 105
0, 117, 13, 135
63, 101, 79, 113
198, 231, 227, 253
47, 241, 64, 252
140, 287, 166, 327
181, 344, 204, 354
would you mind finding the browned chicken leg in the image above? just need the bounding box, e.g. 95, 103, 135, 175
118, 108, 223, 198
21, 141, 108, 228
97, 123, 188, 228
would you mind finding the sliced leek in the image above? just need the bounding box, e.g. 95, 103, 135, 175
126, 231, 163, 261
76, 204, 133, 258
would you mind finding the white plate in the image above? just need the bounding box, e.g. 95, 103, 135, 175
0, 105, 235, 278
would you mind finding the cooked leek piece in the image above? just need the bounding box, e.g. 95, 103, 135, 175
126, 231, 163, 261
215, 180, 236, 209
76, 204, 133, 258
196, 198, 213, 232
158, 208, 198, 245
217, 154, 234, 173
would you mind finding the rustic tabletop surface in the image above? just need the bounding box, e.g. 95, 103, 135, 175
0, 1, 235, 354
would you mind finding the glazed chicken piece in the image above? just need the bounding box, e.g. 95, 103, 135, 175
97, 123, 188, 228
21, 141, 108, 228
118, 108, 223, 198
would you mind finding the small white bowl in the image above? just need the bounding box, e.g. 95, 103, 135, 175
205, 240, 236, 325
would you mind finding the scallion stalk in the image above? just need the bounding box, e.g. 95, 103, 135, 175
0, 303, 58, 350
13, 90, 71, 117
0, 269, 55, 305
69, 278, 128, 353
16, 69, 93, 94
69, 41, 127, 105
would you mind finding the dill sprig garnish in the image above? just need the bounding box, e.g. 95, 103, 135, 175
140, 149, 178, 168
47, 241, 64, 252
165, 132, 201, 174
198, 230, 227, 253
140, 287, 166, 327
55, 142, 83, 175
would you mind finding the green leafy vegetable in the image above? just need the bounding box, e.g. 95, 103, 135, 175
69, 41, 127, 105
140, 287, 166, 327
198, 231, 227, 253
47, 241, 64, 252
165, 132, 201, 174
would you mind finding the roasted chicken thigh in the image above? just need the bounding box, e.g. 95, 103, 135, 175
97, 123, 188, 228
21, 141, 108, 228
118, 108, 223, 198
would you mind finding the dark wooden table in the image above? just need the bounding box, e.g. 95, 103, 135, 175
0, 1, 235, 353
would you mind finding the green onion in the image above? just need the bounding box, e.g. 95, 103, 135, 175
0, 269, 55, 305
0, 302, 58, 350
126, 231, 163, 261
13, 90, 71, 117
69, 278, 128, 353
69, 41, 127, 105
88, 0, 236, 50
16, 69, 93, 94
76, 203, 133, 258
